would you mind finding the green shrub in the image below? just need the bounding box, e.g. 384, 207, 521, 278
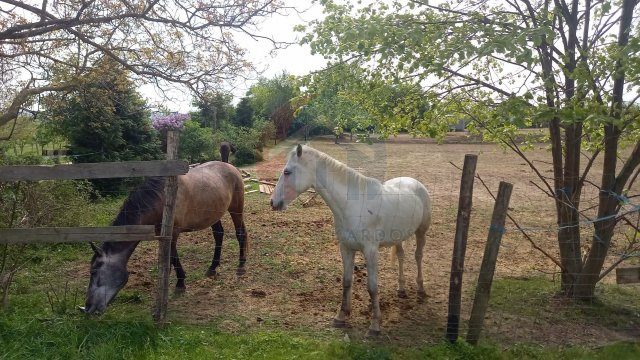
0, 154, 94, 310
213, 123, 270, 166
252, 118, 276, 151
177, 120, 215, 163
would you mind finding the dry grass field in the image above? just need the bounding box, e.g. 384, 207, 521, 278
115, 133, 639, 346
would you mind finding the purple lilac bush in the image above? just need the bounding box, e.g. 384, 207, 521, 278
152, 113, 190, 131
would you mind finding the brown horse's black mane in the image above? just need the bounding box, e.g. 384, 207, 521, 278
98, 177, 166, 254
112, 177, 166, 226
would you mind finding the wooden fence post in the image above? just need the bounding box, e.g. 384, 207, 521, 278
446, 154, 477, 343
466, 181, 513, 345
153, 130, 180, 325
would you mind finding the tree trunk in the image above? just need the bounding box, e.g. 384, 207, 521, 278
574, 126, 620, 299
557, 121, 585, 295
573, 0, 636, 299
212, 106, 218, 130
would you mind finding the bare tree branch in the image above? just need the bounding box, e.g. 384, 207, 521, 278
0, 0, 289, 128
448, 161, 565, 271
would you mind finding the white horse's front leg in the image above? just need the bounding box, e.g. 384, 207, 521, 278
364, 246, 381, 336
333, 243, 355, 328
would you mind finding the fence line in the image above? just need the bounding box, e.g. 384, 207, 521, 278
0, 131, 185, 326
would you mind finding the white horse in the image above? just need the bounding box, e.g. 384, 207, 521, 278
270, 144, 432, 335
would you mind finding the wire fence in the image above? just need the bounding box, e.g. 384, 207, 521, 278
1, 136, 639, 346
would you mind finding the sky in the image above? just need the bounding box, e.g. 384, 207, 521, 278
239, 3, 327, 82
145, 1, 327, 113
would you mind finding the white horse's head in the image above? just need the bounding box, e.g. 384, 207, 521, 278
270, 144, 316, 210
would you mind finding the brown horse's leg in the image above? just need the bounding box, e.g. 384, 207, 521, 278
171, 234, 186, 293
206, 220, 224, 278
230, 212, 247, 276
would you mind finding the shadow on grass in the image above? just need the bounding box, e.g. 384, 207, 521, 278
488, 277, 640, 338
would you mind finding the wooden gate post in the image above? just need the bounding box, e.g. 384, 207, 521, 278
446, 154, 477, 343
153, 130, 180, 325
466, 181, 513, 345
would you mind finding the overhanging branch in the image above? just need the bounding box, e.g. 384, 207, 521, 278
0, 83, 76, 128
442, 67, 513, 98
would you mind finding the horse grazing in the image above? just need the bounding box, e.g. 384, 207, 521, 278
219, 142, 236, 163
84, 161, 247, 315
270, 144, 432, 335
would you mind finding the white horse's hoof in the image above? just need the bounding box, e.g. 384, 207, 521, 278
333, 318, 348, 328
367, 329, 381, 337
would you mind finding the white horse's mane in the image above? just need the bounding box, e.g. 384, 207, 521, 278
300, 145, 380, 187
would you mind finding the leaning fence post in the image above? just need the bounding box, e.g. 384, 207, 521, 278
153, 130, 180, 325
466, 181, 513, 345
446, 154, 478, 343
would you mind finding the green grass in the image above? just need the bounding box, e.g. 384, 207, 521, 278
82, 195, 127, 226
489, 277, 640, 328
6, 278, 635, 357
2, 278, 640, 359
4, 192, 640, 358
489, 277, 557, 316
2, 306, 640, 360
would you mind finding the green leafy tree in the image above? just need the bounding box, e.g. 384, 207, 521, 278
305, 0, 640, 299
247, 73, 301, 138
249, 73, 300, 116
301, 63, 432, 140
33, 122, 64, 156
0, 116, 38, 156
214, 124, 262, 166
178, 120, 215, 163
232, 97, 255, 128
192, 91, 235, 130
43, 58, 162, 195
302, 64, 370, 136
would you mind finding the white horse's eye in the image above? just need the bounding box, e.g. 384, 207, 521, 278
283, 169, 292, 176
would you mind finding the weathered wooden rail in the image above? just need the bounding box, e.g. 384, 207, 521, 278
0, 131, 185, 325
0, 226, 158, 244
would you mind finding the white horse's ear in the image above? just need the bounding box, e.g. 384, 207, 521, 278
296, 144, 302, 157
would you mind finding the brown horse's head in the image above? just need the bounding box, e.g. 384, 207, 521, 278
84, 243, 129, 314
85, 178, 164, 314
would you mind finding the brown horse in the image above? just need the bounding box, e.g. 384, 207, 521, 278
219, 142, 236, 163
84, 161, 247, 314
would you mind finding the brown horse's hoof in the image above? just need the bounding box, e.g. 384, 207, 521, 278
367, 329, 381, 337
175, 286, 186, 295
397, 289, 408, 299
236, 267, 246, 276
205, 269, 218, 279
332, 318, 348, 328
